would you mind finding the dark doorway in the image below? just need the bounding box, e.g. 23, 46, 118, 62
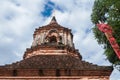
49, 36, 57, 43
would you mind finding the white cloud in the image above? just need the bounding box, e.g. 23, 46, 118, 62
0, 0, 119, 79
0, 0, 46, 36
0, 36, 13, 44
0, 0, 46, 64
110, 69, 120, 80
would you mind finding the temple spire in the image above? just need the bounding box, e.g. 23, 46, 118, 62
50, 16, 57, 24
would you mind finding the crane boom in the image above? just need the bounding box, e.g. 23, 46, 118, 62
97, 23, 120, 59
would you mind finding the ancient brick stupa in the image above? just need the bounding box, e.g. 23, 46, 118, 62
0, 16, 113, 80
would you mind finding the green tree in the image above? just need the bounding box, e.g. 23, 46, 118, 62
91, 0, 120, 70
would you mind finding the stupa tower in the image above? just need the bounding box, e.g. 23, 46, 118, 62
23, 16, 81, 60
0, 16, 113, 80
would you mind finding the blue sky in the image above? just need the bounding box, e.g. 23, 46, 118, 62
0, 0, 120, 79
41, 1, 55, 17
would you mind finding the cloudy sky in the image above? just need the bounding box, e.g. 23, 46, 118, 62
0, 0, 120, 79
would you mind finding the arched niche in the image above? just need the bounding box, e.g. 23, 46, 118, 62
45, 29, 60, 44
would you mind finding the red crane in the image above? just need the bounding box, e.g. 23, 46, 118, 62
97, 22, 120, 59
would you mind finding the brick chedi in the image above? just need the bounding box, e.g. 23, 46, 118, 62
0, 16, 113, 80
23, 16, 80, 59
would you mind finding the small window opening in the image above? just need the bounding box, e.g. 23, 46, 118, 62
49, 36, 57, 43
56, 69, 60, 76
13, 70, 17, 76
39, 69, 44, 76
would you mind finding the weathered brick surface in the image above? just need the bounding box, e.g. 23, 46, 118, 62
0, 17, 113, 80
0, 76, 109, 80
0, 68, 112, 77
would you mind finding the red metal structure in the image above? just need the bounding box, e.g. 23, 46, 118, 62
97, 22, 120, 59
